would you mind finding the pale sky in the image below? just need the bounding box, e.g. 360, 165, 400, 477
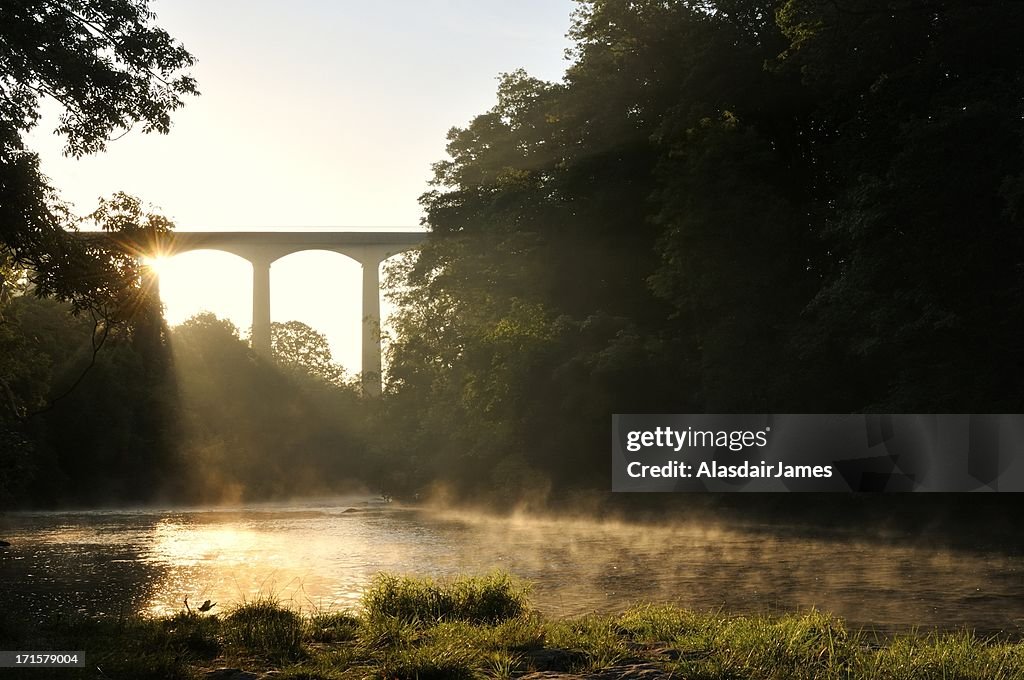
25, 0, 577, 374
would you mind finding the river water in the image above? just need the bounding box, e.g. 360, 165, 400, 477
1, 497, 1022, 634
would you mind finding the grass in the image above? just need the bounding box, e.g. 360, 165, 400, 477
361, 571, 530, 624
223, 595, 305, 661
2, 572, 1024, 679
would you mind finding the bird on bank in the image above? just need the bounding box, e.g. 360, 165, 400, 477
0, 540, 10, 547
184, 596, 216, 614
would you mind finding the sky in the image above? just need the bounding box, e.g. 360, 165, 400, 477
25, 0, 577, 373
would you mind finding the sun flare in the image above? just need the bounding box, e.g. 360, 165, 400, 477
143, 254, 171, 276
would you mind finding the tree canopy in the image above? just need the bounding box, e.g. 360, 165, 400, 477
0, 0, 197, 156
377, 0, 1024, 502
0, 0, 197, 312
0, 0, 197, 506
271, 320, 348, 386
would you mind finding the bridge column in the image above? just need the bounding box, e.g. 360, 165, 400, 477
251, 255, 272, 357
361, 254, 383, 396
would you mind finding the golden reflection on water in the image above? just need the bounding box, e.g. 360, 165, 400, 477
142, 513, 376, 616
149, 520, 256, 565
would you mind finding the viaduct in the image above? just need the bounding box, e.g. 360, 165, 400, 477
114, 230, 426, 395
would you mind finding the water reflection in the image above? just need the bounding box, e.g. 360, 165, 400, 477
0, 512, 170, 619
1, 498, 1021, 634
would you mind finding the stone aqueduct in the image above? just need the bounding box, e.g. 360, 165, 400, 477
141, 230, 426, 395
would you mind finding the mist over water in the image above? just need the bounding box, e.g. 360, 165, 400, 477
2, 497, 1021, 635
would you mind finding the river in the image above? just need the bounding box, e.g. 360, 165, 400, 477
1, 497, 1021, 635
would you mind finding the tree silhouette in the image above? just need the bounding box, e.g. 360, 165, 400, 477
271, 320, 347, 386
0, 0, 197, 312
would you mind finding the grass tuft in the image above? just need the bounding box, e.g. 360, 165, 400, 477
377, 642, 477, 680
306, 609, 360, 643
361, 571, 530, 624
162, 610, 222, 658
223, 595, 305, 661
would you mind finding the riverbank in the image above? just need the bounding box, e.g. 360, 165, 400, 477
1, 572, 1021, 679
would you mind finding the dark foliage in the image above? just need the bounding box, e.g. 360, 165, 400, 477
377, 0, 1024, 502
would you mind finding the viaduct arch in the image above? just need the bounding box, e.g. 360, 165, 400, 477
146, 230, 425, 395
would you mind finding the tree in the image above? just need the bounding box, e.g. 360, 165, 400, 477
169, 313, 370, 503
0, 1, 195, 505
775, 0, 1024, 410
380, 0, 1024, 506
270, 320, 347, 386
0, 0, 197, 312
0, 294, 93, 505
0, 0, 197, 156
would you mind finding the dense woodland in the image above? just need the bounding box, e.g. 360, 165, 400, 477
2, 1, 1024, 511
377, 0, 1024, 503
